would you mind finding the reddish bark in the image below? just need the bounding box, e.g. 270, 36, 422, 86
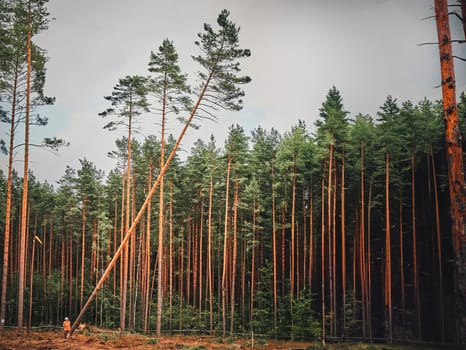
434, 0, 466, 345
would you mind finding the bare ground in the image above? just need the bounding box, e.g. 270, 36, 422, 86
0, 329, 445, 350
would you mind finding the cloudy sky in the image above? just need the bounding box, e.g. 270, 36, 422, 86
3, 0, 466, 185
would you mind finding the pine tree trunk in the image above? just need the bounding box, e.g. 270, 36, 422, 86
434, 1, 466, 345
368, 181, 373, 341
309, 183, 314, 289
240, 235, 246, 327
68, 228, 73, 315
321, 173, 326, 345
60, 226, 65, 321
17, 1, 32, 333
332, 168, 337, 336
42, 218, 47, 321
169, 179, 173, 332
431, 147, 445, 342
143, 165, 152, 332
129, 175, 137, 330
341, 155, 346, 338
156, 80, 166, 335
385, 153, 392, 342
199, 195, 204, 319
28, 228, 37, 332
80, 198, 87, 310
353, 208, 358, 331
291, 163, 297, 300
271, 163, 277, 338
327, 143, 334, 337
121, 108, 133, 331
230, 179, 239, 335
207, 174, 214, 334
281, 206, 285, 299
360, 146, 367, 339
411, 148, 421, 339
179, 225, 184, 330
303, 188, 307, 292
1, 59, 20, 330
250, 194, 256, 333
119, 169, 126, 330
221, 153, 232, 338
399, 195, 406, 331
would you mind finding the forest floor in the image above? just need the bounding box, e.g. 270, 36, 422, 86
0, 329, 448, 350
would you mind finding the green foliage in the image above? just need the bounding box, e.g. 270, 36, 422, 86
193, 9, 251, 116
148, 38, 191, 121
147, 338, 158, 344
314, 86, 349, 156
290, 290, 321, 340
343, 291, 362, 337
99, 75, 150, 130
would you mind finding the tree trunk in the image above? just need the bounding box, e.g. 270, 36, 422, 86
221, 153, 232, 338
327, 142, 334, 337
367, 180, 373, 341
1, 58, 20, 330
121, 108, 133, 331
28, 225, 38, 332
332, 168, 337, 336
341, 154, 346, 338
199, 195, 204, 319
431, 146, 445, 342
359, 141, 367, 338
80, 198, 87, 311
250, 193, 256, 333
434, 1, 466, 345
411, 148, 421, 339
271, 163, 277, 338
230, 179, 239, 335
309, 182, 314, 290
143, 164, 152, 332
17, 2, 32, 332
291, 162, 297, 300
321, 173, 326, 345
128, 174, 137, 330
169, 179, 173, 332
281, 206, 285, 299
207, 174, 214, 334
385, 153, 392, 342
399, 195, 406, 331
156, 79, 167, 336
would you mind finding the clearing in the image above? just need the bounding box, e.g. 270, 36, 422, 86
0, 330, 446, 350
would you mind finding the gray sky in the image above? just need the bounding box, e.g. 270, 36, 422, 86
3, 0, 466, 185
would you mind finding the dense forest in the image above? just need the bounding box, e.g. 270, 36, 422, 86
1, 0, 465, 347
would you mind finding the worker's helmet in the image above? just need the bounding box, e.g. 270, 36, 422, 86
65, 317, 69, 320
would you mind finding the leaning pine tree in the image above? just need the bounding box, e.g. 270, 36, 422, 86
70, 9, 250, 335
98, 75, 150, 331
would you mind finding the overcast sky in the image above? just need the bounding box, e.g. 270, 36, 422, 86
3, 0, 466, 185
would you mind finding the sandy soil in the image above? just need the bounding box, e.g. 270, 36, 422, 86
0, 329, 444, 350
0, 330, 319, 350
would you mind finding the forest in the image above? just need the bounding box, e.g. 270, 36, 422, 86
1, 0, 466, 348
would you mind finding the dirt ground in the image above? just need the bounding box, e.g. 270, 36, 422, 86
0, 329, 445, 350
0, 330, 316, 350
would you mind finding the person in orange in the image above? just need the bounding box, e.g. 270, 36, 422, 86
63, 317, 71, 338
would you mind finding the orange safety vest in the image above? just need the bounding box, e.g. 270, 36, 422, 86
63, 320, 71, 331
